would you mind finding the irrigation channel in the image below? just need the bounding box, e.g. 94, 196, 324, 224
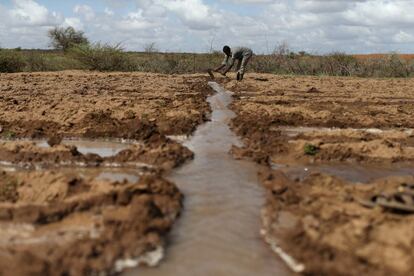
127, 82, 291, 275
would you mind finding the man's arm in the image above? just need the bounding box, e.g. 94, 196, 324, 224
213, 64, 226, 72
222, 59, 235, 75
223, 61, 234, 76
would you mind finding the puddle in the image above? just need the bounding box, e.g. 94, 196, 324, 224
167, 135, 189, 143
36, 138, 132, 157
0, 164, 142, 184
95, 170, 141, 183
274, 126, 414, 138
273, 163, 414, 183
126, 83, 290, 275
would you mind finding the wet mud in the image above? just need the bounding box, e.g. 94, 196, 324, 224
0, 171, 182, 276
0, 72, 211, 275
221, 73, 414, 275
125, 82, 290, 276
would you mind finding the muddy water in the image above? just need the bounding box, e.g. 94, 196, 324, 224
36, 138, 132, 157
128, 83, 290, 276
273, 163, 414, 183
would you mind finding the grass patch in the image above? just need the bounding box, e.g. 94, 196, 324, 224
304, 144, 320, 156
2, 130, 16, 139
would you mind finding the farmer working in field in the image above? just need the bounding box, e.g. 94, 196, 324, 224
213, 46, 253, 81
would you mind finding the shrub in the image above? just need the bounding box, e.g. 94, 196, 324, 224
48, 27, 89, 51
69, 43, 133, 71
25, 52, 49, 71
0, 49, 26, 73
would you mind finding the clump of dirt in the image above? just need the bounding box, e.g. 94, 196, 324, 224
78, 112, 160, 140
0, 170, 182, 275
109, 135, 193, 170
260, 169, 414, 276
0, 141, 103, 167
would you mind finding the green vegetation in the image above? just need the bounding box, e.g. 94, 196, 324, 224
2, 130, 16, 139
304, 144, 320, 156
69, 43, 134, 71
1, 48, 414, 77
0, 49, 26, 73
48, 27, 89, 51
1, 26, 414, 77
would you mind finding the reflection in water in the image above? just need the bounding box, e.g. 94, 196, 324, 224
37, 139, 131, 157
127, 83, 290, 276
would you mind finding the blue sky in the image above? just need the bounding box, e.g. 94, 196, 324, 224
1, 0, 414, 53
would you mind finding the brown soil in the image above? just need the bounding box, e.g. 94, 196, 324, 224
225, 73, 414, 129
0, 170, 182, 275
0, 135, 193, 171
222, 73, 414, 275
225, 73, 414, 164
0, 71, 211, 138
0, 71, 212, 274
260, 170, 414, 276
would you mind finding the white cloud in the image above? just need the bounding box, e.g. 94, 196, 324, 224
1, 0, 414, 53
104, 7, 114, 16
393, 31, 414, 43
63, 17, 84, 30
9, 0, 61, 26
74, 4, 95, 21
157, 0, 222, 30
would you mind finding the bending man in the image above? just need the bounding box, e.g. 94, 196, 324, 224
214, 45, 253, 81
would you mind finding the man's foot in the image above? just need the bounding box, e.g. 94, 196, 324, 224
237, 72, 244, 81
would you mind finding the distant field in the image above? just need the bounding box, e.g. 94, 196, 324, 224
1, 48, 414, 77
354, 53, 414, 60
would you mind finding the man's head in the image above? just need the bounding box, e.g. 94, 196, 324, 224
223, 45, 231, 56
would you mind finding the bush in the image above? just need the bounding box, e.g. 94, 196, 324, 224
25, 52, 49, 71
48, 27, 89, 51
69, 43, 133, 71
0, 49, 26, 73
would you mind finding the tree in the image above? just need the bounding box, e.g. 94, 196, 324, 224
143, 42, 158, 53
48, 27, 89, 51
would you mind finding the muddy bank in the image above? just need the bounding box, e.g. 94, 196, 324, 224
0, 71, 211, 138
224, 73, 414, 129
260, 170, 414, 275
230, 122, 414, 165
0, 135, 193, 171
223, 74, 414, 165
0, 170, 182, 275
0, 71, 214, 274
221, 73, 414, 274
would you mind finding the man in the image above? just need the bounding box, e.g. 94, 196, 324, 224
213, 45, 253, 81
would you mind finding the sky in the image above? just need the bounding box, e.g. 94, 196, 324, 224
0, 0, 414, 54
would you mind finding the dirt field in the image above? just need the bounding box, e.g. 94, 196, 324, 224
221, 73, 414, 275
0, 71, 211, 275
3, 70, 414, 275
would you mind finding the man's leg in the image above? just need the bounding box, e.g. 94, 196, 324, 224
236, 59, 242, 72
237, 52, 252, 80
